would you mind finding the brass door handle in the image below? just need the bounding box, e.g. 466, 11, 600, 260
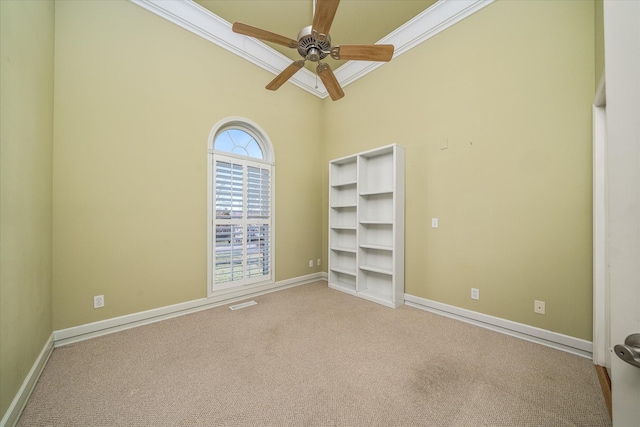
614, 333, 640, 369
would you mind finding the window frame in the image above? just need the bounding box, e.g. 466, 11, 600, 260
207, 117, 275, 297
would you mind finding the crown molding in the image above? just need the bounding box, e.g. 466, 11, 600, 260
130, 0, 494, 99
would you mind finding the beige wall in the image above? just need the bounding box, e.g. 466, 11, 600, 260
595, 0, 604, 86
0, 0, 54, 417
52, 0, 323, 329
323, 0, 595, 340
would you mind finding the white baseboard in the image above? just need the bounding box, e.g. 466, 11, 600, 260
404, 294, 593, 359
0, 333, 54, 427
54, 273, 325, 347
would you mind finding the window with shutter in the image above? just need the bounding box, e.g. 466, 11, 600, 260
208, 120, 274, 293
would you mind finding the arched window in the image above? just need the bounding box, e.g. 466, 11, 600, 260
208, 118, 274, 293
214, 128, 264, 159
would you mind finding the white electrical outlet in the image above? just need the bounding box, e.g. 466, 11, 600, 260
471, 288, 479, 300
431, 218, 439, 228
308, 260, 313, 268
94, 295, 105, 309
317, 258, 321, 266
534, 300, 545, 314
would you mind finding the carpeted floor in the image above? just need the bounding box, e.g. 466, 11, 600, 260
18, 281, 610, 426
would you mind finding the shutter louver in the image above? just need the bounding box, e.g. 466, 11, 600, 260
246, 166, 271, 279
214, 160, 244, 285
215, 161, 244, 220
214, 224, 244, 283
247, 224, 270, 278
247, 166, 270, 219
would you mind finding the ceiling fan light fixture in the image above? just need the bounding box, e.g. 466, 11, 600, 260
306, 47, 321, 62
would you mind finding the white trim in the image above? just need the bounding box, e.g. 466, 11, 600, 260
0, 334, 54, 427
592, 73, 608, 367
54, 273, 324, 347
405, 294, 593, 359
129, 0, 494, 99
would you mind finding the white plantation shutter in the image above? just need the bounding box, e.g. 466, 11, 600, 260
212, 155, 272, 289
215, 161, 243, 220
246, 224, 270, 278
214, 159, 244, 286
246, 165, 271, 280
214, 223, 244, 284
247, 166, 270, 220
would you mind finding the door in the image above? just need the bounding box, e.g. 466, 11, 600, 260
604, 1, 640, 425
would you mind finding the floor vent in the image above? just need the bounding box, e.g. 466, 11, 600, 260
228, 300, 257, 310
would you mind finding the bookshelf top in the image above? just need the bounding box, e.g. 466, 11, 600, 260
329, 144, 403, 164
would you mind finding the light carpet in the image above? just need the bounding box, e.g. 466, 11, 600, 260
17, 281, 610, 426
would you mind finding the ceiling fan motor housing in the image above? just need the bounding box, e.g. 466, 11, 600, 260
297, 25, 331, 62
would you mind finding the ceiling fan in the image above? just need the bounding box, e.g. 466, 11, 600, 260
232, 0, 394, 101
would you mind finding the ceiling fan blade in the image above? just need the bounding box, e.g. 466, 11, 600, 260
232, 22, 298, 48
312, 0, 340, 41
317, 62, 344, 101
330, 44, 394, 62
266, 60, 305, 91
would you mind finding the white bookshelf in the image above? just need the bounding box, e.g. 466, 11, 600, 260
328, 144, 405, 308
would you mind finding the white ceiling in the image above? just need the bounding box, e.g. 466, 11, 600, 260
130, 0, 494, 99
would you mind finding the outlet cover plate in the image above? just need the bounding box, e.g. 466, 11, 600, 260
471, 288, 479, 300
534, 300, 545, 314
94, 295, 104, 309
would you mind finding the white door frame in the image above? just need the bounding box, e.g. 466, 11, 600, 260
592, 74, 608, 368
